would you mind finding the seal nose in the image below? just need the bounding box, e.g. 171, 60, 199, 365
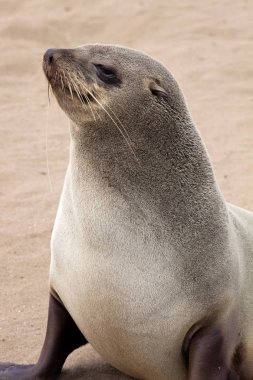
44, 48, 56, 65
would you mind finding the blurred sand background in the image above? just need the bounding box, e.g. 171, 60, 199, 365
0, 0, 252, 378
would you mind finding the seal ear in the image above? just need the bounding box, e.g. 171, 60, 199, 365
149, 80, 168, 99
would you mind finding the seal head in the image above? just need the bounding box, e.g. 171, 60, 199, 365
43, 45, 189, 136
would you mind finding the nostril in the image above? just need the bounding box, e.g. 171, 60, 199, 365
44, 48, 56, 65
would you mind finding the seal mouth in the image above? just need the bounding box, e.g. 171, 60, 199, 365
44, 66, 95, 105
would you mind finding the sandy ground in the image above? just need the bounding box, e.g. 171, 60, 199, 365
0, 0, 252, 378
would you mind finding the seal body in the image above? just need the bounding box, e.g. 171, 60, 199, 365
45, 45, 253, 379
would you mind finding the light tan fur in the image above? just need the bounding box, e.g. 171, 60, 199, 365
45, 44, 253, 379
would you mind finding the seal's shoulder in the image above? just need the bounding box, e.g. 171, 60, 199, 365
227, 202, 253, 239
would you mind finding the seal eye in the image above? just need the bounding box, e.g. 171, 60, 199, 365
94, 64, 121, 86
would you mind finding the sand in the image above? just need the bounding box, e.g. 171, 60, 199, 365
0, 0, 252, 378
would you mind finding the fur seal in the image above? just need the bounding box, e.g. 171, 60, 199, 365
0, 44, 253, 380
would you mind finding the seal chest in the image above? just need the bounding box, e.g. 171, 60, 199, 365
44, 44, 252, 379
50, 161, 196, 379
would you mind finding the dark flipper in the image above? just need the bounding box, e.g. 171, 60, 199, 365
183, 324, 241, 380
0, 294, 87, 379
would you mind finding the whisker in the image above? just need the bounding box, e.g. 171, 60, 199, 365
67, 79, 74, 101
62, 72, 69, 95
78, 82, 139, 162
84, 94, 97, 122
45, 92, 53, 192
59, 74, 64, 90
75, 87, 95, 119
70, 78, 87, 104
67, 73, 97, 122
95, 92, 132, 144
47, 83, 51, 104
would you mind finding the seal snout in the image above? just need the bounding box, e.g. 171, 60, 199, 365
43, 48, 59, 81
43, 48, 69, 80
44, 48, 56, 66
43, 48, 72, 66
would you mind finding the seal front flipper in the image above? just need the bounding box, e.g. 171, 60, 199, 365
0, 294, 87, 380
182, 324, 242, 380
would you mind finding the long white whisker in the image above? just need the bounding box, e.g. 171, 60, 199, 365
76, 85, 97, 122
96, 93, 132, 142
45, 89, 53, 192
67, 80, 74, 100
68, 74, 98, 123
60, 74, 64, 90
47, 83, 51, 104
84, 95, 97, 122
90, 96, 139, 161
78, 82, 138, 160
67, 70, 101, 122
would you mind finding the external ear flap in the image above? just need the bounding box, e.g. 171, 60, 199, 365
149, 80, 168, 99
183, 324, 240, 380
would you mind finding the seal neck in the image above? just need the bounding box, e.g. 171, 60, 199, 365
68, 119, 228, 249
